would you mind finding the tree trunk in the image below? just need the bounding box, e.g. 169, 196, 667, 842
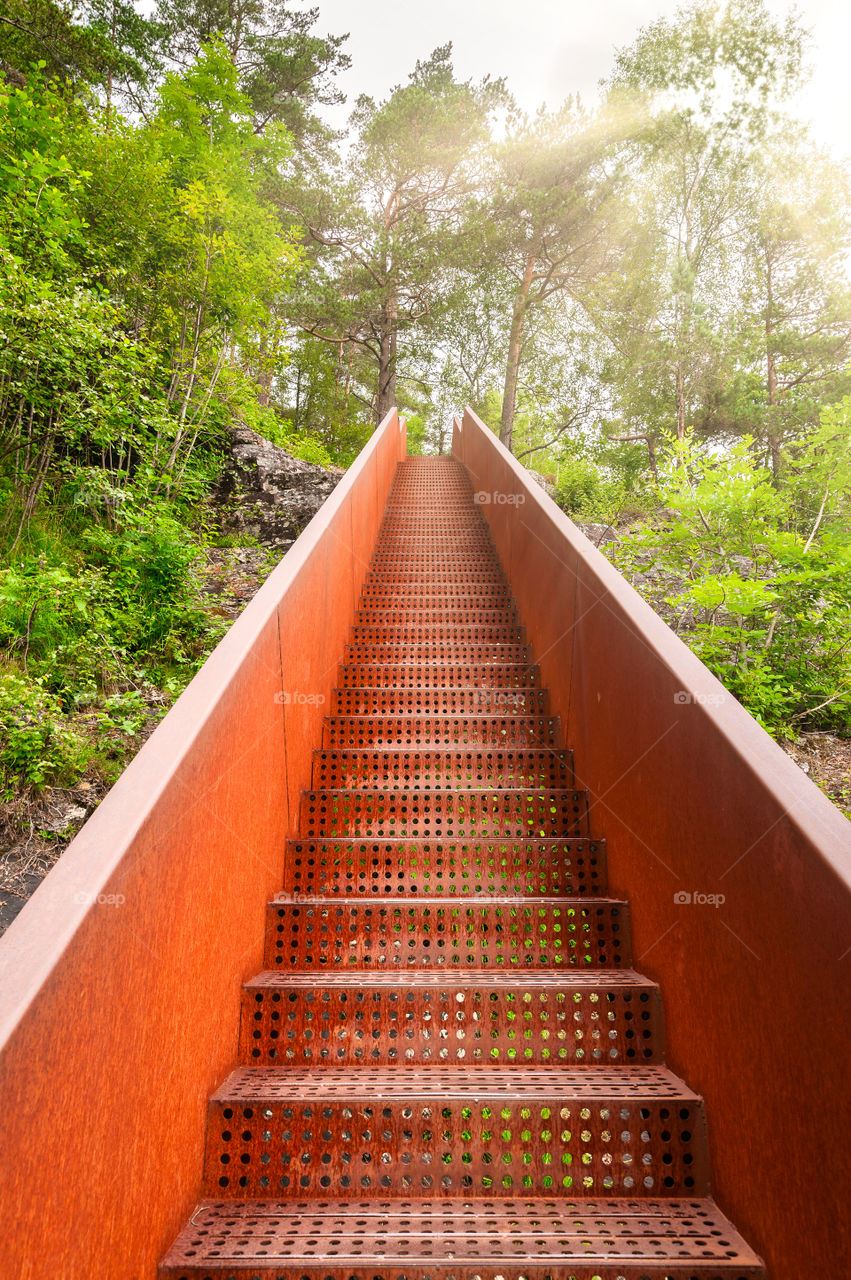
257, 334, 272, 408
765, 256, 782, 480
500, 252, 537, 452
675, 359, 686, 441
376, 290, 398, 423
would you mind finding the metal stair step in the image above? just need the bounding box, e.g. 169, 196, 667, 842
201, 1065, 709, 1199
351, 625, 527, 644
337, 664, 540, 689
297, 787, 589, 838
159, 1197, 764, 1278
322, 714, 561, 748
311, 748, 572, 790
343, 643, 532, 663
330, 688, 547, 715
356, 608, 519, 625
362, 571, 509, 585
239, 969, 662, 1067
360, 584, 514, 599
284, 836, 606, 898
264, 896, 628, 970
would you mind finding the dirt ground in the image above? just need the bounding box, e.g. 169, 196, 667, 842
781, 732, 851, 820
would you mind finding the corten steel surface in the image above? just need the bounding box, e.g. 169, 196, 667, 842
161, 456, 764, 1279
324, 713, 562, 747
202, 1065, 709, 1199
311, 748, 570, 787
0, 411, 406, 1279
238, 970, 664, 1066
156, 1199, 765, 1280
453, 411, 851, 1276
297, 786, 589, 837
283, 836, 607, 897
264, 897, 630, 969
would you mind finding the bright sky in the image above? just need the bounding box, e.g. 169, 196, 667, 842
312, 0, 850, 159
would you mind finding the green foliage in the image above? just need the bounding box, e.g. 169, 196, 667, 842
611, 426, 851, 735
0, 670, 86, 799
0, 0, 160, 97
154, 0, 350, 142
0, 1, 849, 816
552, 434, 655, 523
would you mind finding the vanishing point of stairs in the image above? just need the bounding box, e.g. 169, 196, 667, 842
160, 458, 763, 1279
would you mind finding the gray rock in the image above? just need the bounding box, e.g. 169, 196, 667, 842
528, 470, 557, 496
40, 804, 87, 834
215, 426, 344, 548
572, 520, 619, 546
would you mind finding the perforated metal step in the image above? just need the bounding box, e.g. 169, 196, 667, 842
353, 624, 526, 643
239, 969, 663, 1067
344, 642, 532, 664
360, 584, 514, 600
338, 663, 540, 689
283, 837, 606, 898
356, 609, 521, 628
202, 1066, 709, 1199
311, 749, 572, 790
322, 714, 562, 748
264, 897, 629, 970
159, 1198, 764, 1279
362, 570, 509, 585
298, 787, 589, 838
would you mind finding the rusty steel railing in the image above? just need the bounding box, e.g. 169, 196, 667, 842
0, 410, 406, 1280
452, 406, 851, 1277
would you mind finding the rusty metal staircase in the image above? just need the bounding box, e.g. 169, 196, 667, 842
160, 457, 763, 1279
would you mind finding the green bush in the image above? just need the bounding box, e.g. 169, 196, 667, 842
0, 671, 87, 798
611, 427, 851, 737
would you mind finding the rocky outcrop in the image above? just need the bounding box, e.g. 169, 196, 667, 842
528, 469, 557, 497
216, 426, 344, 550
571, 519, 620, 546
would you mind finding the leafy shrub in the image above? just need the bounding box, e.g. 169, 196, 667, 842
554, 434, 656, 523
611, 428, 851, 736
0, 671, 87, 798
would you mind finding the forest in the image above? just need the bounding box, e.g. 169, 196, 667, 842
0, 0, 849, 820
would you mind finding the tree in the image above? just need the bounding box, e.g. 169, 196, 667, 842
0, 0, 161, 104
603, 0, 807, 450
154, 0, 349, 143
732, 138, 851, 477
282, 45, 503, 423
482, 102, 627, 452
144, 40, 300, 474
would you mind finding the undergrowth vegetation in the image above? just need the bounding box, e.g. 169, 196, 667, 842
552, 405, 851, 738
